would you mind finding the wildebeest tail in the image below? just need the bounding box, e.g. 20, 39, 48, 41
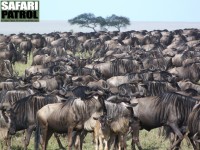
34, 116, 40, 150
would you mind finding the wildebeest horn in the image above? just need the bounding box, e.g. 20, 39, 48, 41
119, 86, 126, 95
84, 90, 93, 95
59, 87, 67, 95
106, 95, 118, 102
193, 133, 200, 143
85, 90, 104, 96
121, 102, 138, 108
130, 92, 141, 97
16, 83, 31, 88
46, 90, 58, 95
52, 66, 61, 74
101, 81, 110, 90
97, 90, 104, 95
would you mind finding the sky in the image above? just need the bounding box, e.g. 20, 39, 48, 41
41, 0, 200, 22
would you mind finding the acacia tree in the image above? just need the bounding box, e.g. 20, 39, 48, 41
68, 13, 106, 32
105, 14, 130, 31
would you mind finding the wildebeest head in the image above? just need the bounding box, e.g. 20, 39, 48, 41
1, 105, 16, 135
93, 115, 113, 130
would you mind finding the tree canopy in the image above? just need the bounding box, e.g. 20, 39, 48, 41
105, 14, 130, 31
68, 13, 106, 32
68, 13, 130, 32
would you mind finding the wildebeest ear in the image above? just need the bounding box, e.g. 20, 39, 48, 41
121, 102, 138, 108
93, 117, 99, 120
130, 103, 138, 107
106, 117, 113, 123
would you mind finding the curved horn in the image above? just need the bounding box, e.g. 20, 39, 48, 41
119, 86, 126, 95
96, 80, 110, 91
15, 83, 31, 89
84, 90, 94, 95
97, 90, 104, 95
46, 90, 59, 95
106, 95, 118, 102
59, 87, 67, 95
32, 81, 42, 89
101, 80, 110, 90
52, 66, 60, 74
193, 133, 200, 143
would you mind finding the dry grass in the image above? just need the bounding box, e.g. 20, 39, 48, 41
0, 129, 192, 150
13, 55, 33, 76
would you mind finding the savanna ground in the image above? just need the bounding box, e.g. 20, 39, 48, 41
0, 53, 192, 150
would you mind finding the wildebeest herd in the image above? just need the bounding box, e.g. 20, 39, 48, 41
0, 28, 200, 150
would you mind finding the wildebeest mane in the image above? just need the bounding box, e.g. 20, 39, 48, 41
0, 90, 7, 104
145, 81, 167, 96
154, 92, 197, 126
105, 101, 131, 121
110, 58, 125, 76
59, 96, 103, 122
12, 94, 58, 128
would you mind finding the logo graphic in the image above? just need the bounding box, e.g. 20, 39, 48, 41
1, 0, 39, 22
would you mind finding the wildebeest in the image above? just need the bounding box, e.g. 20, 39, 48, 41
0, 117, 9, 150
94, 58, 143, 79
1, 93, 66, 150
35, 91, 106, 150
0, 60, 14, 80
19, 40, 32, 59
109, 92, 198, 149
32, 73, 72, 92
178, 80, 200, 94
187, 101, 200, 150
93, 101, 140, 150
0, 42, 17, 64
0, 88, 34, 109
168, 62, 200, 82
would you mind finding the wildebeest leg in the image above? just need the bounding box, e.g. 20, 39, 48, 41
113, 135, 119, 150
196, 143, 200, 150
54, 133, 65, 150
94, 128, 99, 150
40, 124, 48, 150
119, 134, 127, 150
118, 135, 121, 150
24, 126, 35, 150
74, 131, 81, 150
168, 124, 184, 150
104, 139, 109, 150
79, 130, 88, 150
108, 133, 116, 150
98, 135, 103, 150
130, 120, 142, 150
44, 130, 53, 150
6, 133, 12, 150
188, 136, 197, 150
67, 127, 73, 150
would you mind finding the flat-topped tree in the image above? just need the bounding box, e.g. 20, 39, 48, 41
105, 14, 130, 31
68, 13, 106, 32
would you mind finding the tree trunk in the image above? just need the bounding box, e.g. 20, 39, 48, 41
92, 27, 96, 32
